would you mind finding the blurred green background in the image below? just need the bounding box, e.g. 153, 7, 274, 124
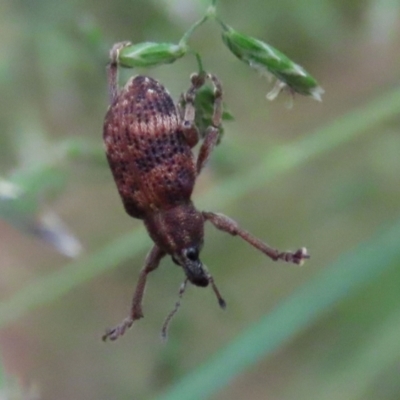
1, 0, 400, 399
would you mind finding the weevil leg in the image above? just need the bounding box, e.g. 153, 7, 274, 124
180, 72, 223, 171
202, 211, 309, 265
102, 245, 166, 342
180, 73, 207, 148
107, 41, 131, 104
196, 126, 220, 174
206, 73, 223, 128
195, 73, 223, 174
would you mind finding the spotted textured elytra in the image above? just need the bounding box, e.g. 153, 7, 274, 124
102, 42, 310, 342
104, 76, 196, 217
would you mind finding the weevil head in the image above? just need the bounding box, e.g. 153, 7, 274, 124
144, 202, 209, 287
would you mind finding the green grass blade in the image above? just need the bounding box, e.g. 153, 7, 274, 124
155, 218, 400, 400
199, 86, 400, 209
0, 87, 400, 328
312, 310, 400, 400
0, 230, 149, 327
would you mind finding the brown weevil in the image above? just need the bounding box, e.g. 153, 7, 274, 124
102, 42, 309, 341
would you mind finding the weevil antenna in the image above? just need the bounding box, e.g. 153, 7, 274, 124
206, 270, 226, 309
161, 279, 189, 341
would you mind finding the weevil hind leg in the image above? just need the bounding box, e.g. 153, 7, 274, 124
203, 211, 309, 265
102, 245, 166, 342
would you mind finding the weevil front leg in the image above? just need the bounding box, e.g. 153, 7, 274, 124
102, 245, 166, 341
194, 126, 219, 174
203, 211, 309, 265
107, 41, 132, 104
179, 72, 223, 173
196, 73, 223, 174
179, 73, 207, 148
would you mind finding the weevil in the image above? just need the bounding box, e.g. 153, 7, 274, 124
102, 43, 309, 341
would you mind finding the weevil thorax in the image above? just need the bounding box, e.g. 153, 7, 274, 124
144, 202, 209, 287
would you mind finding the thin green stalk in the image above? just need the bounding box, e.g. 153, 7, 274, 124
0, 86, 399, 328
191, 51, 205, 74
155, 218, 400, 400
179, 15, 209, 47
0, 230, 150, 328
206, 0, 218, 19
179, 0, 218, 47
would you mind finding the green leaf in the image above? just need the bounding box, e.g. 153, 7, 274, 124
117, 42, 188, 69
221, 24, 324, 101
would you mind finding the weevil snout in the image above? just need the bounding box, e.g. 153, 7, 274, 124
183, 259, 209, 287
173, 247, 209, 287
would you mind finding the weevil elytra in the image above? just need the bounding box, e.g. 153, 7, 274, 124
102, 42, 309, 341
